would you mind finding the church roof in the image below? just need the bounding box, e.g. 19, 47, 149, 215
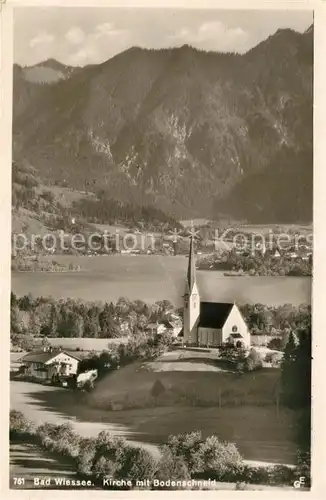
198, 302, 234, 329
186, 236, 196, 292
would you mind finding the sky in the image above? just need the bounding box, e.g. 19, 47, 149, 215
14, 8, 313, 67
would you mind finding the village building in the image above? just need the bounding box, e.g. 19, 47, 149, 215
18, 349, 81, 382
146, 318, 182, 338
182, 237, 250, 348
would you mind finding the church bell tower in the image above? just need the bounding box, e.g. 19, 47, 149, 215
183, 236, 200, 344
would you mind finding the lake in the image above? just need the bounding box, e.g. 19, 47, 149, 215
11, 255, 311, 305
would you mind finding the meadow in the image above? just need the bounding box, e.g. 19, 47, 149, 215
10, 354, 298, 465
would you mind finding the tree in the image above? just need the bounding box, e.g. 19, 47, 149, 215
137, 314, 148, 331
99, 303, 116, 337
28, 310, 42, 337
19, 294, 34, 311
10, 303, 22, 335
84, 307, 100, 338
151, 379, 166, 399
280, 327, 311, 480
281, 331, 299, 407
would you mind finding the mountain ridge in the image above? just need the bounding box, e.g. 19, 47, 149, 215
13, 27, 313, 222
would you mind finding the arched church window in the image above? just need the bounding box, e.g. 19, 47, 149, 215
232, 325, 238, 332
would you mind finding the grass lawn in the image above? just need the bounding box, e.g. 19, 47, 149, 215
10, 355, 298, 466
10, 441, 75, 489
87, 357, 282, 409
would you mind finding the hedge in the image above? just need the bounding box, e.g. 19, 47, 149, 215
10, 410, 305, 489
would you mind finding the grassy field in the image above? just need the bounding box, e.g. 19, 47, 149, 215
11, 360, 297, 465
10, 349, 298, 466
87, 357, 282, 409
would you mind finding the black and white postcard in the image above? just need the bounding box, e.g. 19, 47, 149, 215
0, 0, 324, 496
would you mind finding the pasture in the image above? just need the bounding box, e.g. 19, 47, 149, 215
9, 348, 299, 466
87, 355, 282, 410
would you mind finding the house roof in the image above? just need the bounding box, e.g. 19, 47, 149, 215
146, 323, 159, 329
198, 302, 234, 329
161, 319, 181, 329
19, 350, 82, 364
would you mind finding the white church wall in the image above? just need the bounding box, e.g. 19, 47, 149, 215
184, 282, 200, 344
198, 327, 222, 347
222, 305, 250, 346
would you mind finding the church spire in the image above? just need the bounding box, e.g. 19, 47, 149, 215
186, 235, 196, 293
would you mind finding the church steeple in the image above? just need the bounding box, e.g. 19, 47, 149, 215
183, 235, 200, 345
186, 235, 196, 293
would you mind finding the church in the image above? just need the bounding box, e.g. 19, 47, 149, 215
182, 237, 251, 348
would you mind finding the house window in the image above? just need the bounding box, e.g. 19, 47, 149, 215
232, 325, 238, 332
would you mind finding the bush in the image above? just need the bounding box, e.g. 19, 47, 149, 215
77, 438, 97, 476
92, 455, 118, 480
118, 446, 157, 483
197, 436, 243, 481
10, 410, 32, 437
54, 423, 81, 457
165, 431, 204, 474
244, 348, 263, 372
295, 450, 311, 486
37, 422, 59, 441
9, 411, 296, 489
239, 465, 270, 484
164, 431, 244, 481
267, 337, 282, 350
83, 379, 95, 392
156, 447, 191, 485
268, 465, 295, 485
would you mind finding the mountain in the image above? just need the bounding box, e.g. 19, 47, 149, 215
12, 27, 313, 222
16, 59, 78, 84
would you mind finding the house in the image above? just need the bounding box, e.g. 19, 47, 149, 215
145, 322, 167, 335
145, 318, 182, 338
182, 237, 250, 348
273, 249, 281, 259
160, 319, 182, 337
77, 369, 98, 387
19, 349, 82, 382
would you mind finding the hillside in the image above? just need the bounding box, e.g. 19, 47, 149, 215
11, 161, 180, 238
13, 26, 313, 222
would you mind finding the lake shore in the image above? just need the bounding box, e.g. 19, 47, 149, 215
11, 254, 311, 306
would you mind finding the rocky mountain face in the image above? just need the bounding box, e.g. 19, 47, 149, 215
12, 26, 313, 222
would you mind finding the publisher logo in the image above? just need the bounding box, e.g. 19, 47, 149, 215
293, 476, 305, 488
